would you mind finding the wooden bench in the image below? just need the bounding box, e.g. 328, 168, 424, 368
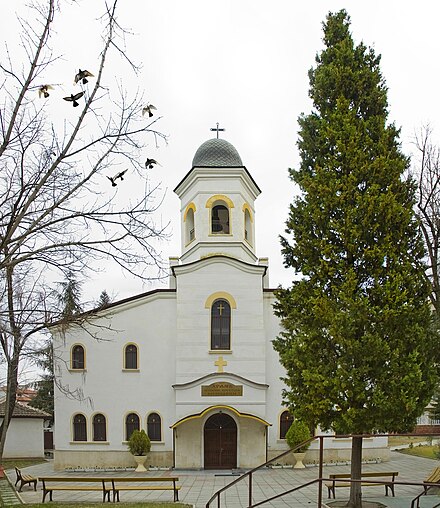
38, 476, 112, 503
423, 466, 440, 493
326, 471, 399, 499
110, 477, 181, 502
14, 467, 37, 492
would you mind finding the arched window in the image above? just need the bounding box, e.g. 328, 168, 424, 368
71, 345, 85, 370
244, 208, 252, 244
147, 412, 162, 442
212, 204, 229, 234
186, 207, 195, 244
73, 414, 87, 441
280, 410, 294, 439
211, 299, 231, 350
125, 413, 140, 441
124, 344, 138, 370
93, 413, 107, 441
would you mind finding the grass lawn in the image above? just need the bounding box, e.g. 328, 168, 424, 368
1, 458, 47, 469
388, 436, 427, 447
397, 444, 440, 459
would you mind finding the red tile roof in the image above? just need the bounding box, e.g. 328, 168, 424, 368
0, 401, 50, 419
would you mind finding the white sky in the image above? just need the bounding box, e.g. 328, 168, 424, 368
4, 0, 440, 305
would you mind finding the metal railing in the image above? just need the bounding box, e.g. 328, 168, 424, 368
205, 432, 440, 508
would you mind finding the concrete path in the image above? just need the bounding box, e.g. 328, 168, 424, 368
6, 451, 440, 507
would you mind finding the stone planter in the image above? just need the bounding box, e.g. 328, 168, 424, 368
293, 452, 306, 469
133, 455, 147, 472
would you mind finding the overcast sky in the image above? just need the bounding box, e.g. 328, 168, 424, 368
4, 0, 440, 304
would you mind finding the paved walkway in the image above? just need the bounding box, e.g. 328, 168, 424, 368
0, 477, 21, 506
4, 452, 440, 507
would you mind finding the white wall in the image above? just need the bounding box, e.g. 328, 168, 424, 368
0, 418, 45, 458
53, 291, 177, 456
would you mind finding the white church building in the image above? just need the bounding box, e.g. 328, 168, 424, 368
51, 136, 387, 470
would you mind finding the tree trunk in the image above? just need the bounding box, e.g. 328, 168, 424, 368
347, 435, 363, 508
0, 355, 19, 461
0, 265, 21, 462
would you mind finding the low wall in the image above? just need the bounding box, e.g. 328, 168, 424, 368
54, 450, 174, 471
414, 425, 440, 435
267, 447, 390, 466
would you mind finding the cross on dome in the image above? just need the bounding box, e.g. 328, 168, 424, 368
210, 122, 225, 139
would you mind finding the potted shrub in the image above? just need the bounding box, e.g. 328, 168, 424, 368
127, 430, 151, 472
285, 419, 311, 469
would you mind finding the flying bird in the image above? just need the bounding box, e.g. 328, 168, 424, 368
107, 169, 128, 187
142, 104, 157, 117
74, 69, 94, 85
145, 158, 159, 169
38, 84, 54, 98
63, 92, 84, 107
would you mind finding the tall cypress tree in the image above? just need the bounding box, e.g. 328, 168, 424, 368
273, 10, 439, 507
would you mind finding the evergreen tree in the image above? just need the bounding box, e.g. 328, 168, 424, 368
57, 271, 83, 319
29, 342, 54, 423
97, 290, 111, 309
273, 10, 439, 507
30, 272, 84, 423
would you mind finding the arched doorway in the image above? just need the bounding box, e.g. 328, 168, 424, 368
204, 413, 237, 469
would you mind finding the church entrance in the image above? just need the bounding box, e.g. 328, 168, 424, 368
204, 413, 237, 469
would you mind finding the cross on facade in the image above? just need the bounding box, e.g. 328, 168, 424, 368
217, 302, 225, 315
210, 122, 225, 139
215, 356, 227, 373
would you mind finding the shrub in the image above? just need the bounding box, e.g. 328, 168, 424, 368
127, 430, 151, 456
285, 419, 311, 453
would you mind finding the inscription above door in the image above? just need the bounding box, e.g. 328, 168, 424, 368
201, 382, 243, 396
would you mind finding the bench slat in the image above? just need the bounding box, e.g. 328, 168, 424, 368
113, 485, 180, 491
424, 467, 440, 484
46, 486, 105, 491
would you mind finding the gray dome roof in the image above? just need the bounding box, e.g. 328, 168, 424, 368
192, 138, 243, 167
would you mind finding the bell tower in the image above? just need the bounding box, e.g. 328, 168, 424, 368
174, 135, 261, 264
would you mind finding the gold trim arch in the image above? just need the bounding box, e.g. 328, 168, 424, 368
242, 203, 254, 222
183, 202, 196, 222
205, 194, 235, 209
170, 405, 271, 429
205, 292, 237, 309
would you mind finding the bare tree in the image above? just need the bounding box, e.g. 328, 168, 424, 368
0, 0, 168, 459
414, 125, 440, 318
413, 126, 440, 420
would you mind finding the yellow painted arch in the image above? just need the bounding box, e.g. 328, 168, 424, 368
170, 405, 271, 429
183, 202, 196, 222
242, 203, 254, 222
205, 292, 237, 309
205, 194, 235, 209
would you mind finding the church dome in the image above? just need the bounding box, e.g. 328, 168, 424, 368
192, 138, 243, 167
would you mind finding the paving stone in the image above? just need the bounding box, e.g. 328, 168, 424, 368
5, 452, 440, 507
0, 478, 21, 505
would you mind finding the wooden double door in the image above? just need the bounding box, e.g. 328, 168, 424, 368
204, 413, 237, 469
